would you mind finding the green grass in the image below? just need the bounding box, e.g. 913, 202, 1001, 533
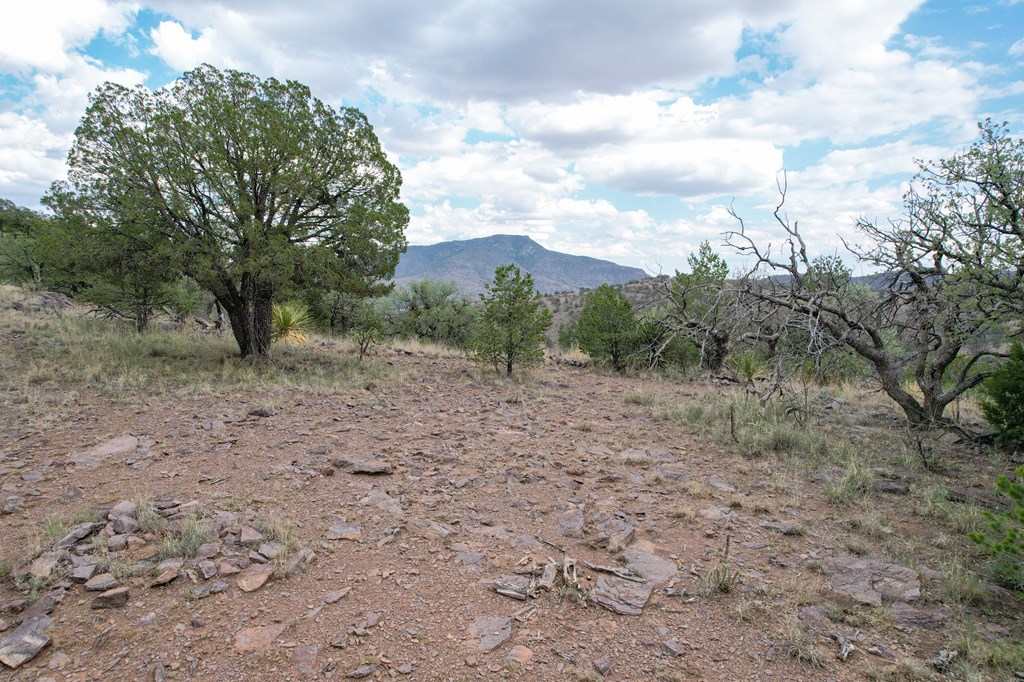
2, 314, 393, 396
159, 515, 212, 560
623, 390, 657, 407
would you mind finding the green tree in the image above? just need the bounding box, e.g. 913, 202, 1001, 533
0, 199, 48, 289
575, 284, 637, 371
383, 279, 478, 347
49, 64, 408, 357
982, 342, 1024, 447
471, 264, 552, 375
669, 241, 735, 371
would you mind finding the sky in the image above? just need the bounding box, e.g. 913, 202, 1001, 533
1, 1, 1022, 275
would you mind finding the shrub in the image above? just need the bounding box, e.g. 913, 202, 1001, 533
272, 302, 313, 344
981, 342, 1024, 446
968, 465, 1024, 591
470, 264, 552, 375
575, 284, 637, 371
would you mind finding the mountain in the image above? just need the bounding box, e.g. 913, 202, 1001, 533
393, 234, 648, 294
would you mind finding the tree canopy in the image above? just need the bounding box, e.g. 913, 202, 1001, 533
471, 264, 552, 375
47, 64, 408, 355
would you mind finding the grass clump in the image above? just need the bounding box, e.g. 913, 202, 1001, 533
824, 459, 873, 505
623, 390, 657, 407
159, 515, 211, 560
780, 624, 829, 669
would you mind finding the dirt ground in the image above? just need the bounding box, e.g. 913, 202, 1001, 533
1, 330, 1022, 681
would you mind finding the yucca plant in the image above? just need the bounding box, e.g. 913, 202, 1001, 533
272, 302, 313, 344
730, 351, 767, 384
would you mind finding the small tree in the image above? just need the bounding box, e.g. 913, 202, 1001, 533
668, 241, 736, 371
982, 342, 1024, 447
350, 301, 384, 361
471, 264, 552, 375
575, 283, 637, 371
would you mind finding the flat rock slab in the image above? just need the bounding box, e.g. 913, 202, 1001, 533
594, 517, 636, 549
291, 644, 320, 675
624, 544, 677, 587
361, 490, 403, 516
874, 479, 911, 495
53, 522, 103, 550
407, 517, 455, 539
91, 587, 129, 609
465, 616, 511, 653
234, 623, 286, 652
700, 507, 736, 522
350, 460, 393, 475
327, 523, 362, 541
589, 576, 653, 615
826, 557, 920, 606
706, 476, 736, 492
891, 602, 948, 630
556, 507, 585, 537
84, 574, 118, 592
237, 564, 274, 592
0, 616, 51, 669
72, 435, 139, 467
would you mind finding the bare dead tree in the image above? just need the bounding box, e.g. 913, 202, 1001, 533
725, 176, 1001, 426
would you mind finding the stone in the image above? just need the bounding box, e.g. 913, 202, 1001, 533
706, 476, 736, 492
234, 623, 286, 652
0, 616, 51, 669
763, 521, 796, 534
72, 435, 139, 467
361, 490, 403, 515
826, 557, 920, 606
662, 640, 686, 657
291, 644, 319, 675
589, 576, 653, 615
624, 543, 677, 587
346, 664, 376, 678
53, 522, 103, 550
107, 500, 137, 521
284, 548, 315, 575
91, 587, 129, 609
350, 460, 393, 475
454, 545, 487, 569
874, 479, 911, 495
593, 517, 635, 549
237, 564, 274, 592
59, 487, 84, 504
196, 542, 220, 560
700, 507, 736, 521
407, 517, 455, 539
18, 594, 57, 622
20, 471, 43, 483
198, 560, 218, 580
106, 535, 128, 552
324, 588, 351, 604
84, 574, 118, 592
593, 657, 613, 676
505, 645, 533, 664
258, 542, 285, 560
217, 561, 241, 575
465, 616, 512, 653
69, 564, 97, 583
396, 661, 413, 674
210, 579, 229, 594
891, 602, 947, 630
239, 526, 263, 544
555, 507, 585, 537
327, 523, 362, 541
30, 552, 61, 580
150, 566, 179, 587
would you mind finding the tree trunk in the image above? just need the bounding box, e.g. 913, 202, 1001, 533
873, 359, 929, 425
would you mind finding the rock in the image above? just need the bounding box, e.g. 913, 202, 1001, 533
53, 522, 103, 550
284, 548, 315, 575
0, 616, 51, 669
248, 406, 277, 418
589, 576, 653, 615
257, 542, 285, 560
556, 507, 586, 537
407, 517, 455, 539
874, 479, 910, 495
20, 471, 43, 482
763, 521, 796, 534
108, 500, 137, 521
662, 640, 686, 657
361, 490, 403, 515
198, 560, 218, 580
237, 564, 274, 592
106, 535, 128, 552
327, 523, 362, 541
453, 544, 487, 569
700, 507, 736, 521
234, 623, 287, 652
239, 526, 264, 545
798, 605, 830, 627
396, 661, 413, 674
350, 460, 393, 475
624, 544, 677, 587
30, 552, 61, 580
706, 476, 736, 492
150, 566, 180, 587
291, 644, 319, 675
70, 564, 98, 583
91, 587, 129, 609
593, 657, 613, 676
825, 557, 920, 606
72, 435, 139, 467
324, 588, 351, 604
593, 517, 635, 549
891, 602, 947, 630
217, 561, 241, 576
346, 663, 376, 678
210, 580, 229, 594
506, 645, 533, 664
196, 542, 220, 560
59, 487, 84, 504
465, 616, 512, 653
84, 574, 118, 592
17, 594, 57, 622
191, 584, 211, 600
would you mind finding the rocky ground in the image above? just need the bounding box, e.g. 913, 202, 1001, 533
1, 335, 1022, 681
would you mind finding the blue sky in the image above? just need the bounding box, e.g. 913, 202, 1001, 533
1, 0, 1022, 274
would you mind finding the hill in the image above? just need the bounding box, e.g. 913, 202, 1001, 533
393, 234, 648, 294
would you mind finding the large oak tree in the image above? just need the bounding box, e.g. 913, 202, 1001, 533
48, 64, 408, 357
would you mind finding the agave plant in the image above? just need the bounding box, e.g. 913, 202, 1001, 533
272, 302, 313, 344
730, 351, 767, 384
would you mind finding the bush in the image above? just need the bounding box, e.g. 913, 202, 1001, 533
350, 301, 383, 361
272, 302, 313, 344
575, 284, 637, 371
982, 342, 1024, 446
470, 264, 552, 375
969, 465, 1024, 591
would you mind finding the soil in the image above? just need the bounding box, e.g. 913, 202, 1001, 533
1, 340, 1021, 681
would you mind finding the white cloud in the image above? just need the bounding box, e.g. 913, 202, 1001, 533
1010, 38, 1024, 57
148, 20, 220, 72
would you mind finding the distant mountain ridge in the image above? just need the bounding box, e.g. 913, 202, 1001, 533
393, 234, 648, 294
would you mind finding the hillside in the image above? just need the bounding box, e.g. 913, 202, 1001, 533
394, 234, 647, 294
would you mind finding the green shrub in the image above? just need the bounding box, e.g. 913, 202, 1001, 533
981, 342, 1024, 446
575, 284, 637, 372
272, 302, 313, 344
968, 465, 1024, 591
